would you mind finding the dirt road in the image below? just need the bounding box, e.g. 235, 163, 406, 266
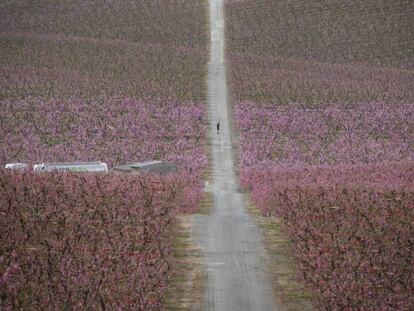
191, 0, 277, 310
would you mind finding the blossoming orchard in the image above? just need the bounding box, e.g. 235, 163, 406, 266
1, 0, 413, 310
227, 0, 413, 309
1, 1, 208, 309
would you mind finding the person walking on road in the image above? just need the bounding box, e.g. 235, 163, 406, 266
216, 121, 220, 134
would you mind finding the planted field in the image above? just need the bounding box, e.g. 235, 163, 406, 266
227, 0, 414, 309
0, 0, 209, 206
247, 169, 413, 309
0, 0, 209, 179
0, 170, 190, 309
226, 0, 413, 67
236, 102, 414, 309
236, 102, 413, 173
228, 54, 414, 105
226, 0, 413, 105
0, 1, 208, 309
0, 0, 208, 101
0, 98, 207, 181
0, 35, 207, 101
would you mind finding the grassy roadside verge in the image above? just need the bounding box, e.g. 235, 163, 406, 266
166, 215, 205, 310
166, 188, 213, 309
247, 202, 315, 311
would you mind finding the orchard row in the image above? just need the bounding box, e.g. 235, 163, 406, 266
0, 1, 209, 310
0, 170, 193, 310
226, 0, 414, 308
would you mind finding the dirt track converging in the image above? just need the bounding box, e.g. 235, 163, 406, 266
191, 0, 277, 310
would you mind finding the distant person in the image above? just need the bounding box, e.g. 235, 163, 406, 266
216, 121, 220, 134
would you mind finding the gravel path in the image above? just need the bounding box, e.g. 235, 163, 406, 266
191, 0, 277, 310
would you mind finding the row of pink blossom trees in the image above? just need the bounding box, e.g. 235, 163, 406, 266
0, 170, 194, 310
226, 0, 414, 309
0, 0, 209, 309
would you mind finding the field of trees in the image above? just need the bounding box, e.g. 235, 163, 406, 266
1, 170, 191, 309
0, 0, 208, 167
0, 1, 208, 309
226, 0, 414, 309
2, 0, 413, 309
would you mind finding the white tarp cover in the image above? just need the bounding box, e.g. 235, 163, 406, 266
33, 162, 108, 172
5, 163, 29, 170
